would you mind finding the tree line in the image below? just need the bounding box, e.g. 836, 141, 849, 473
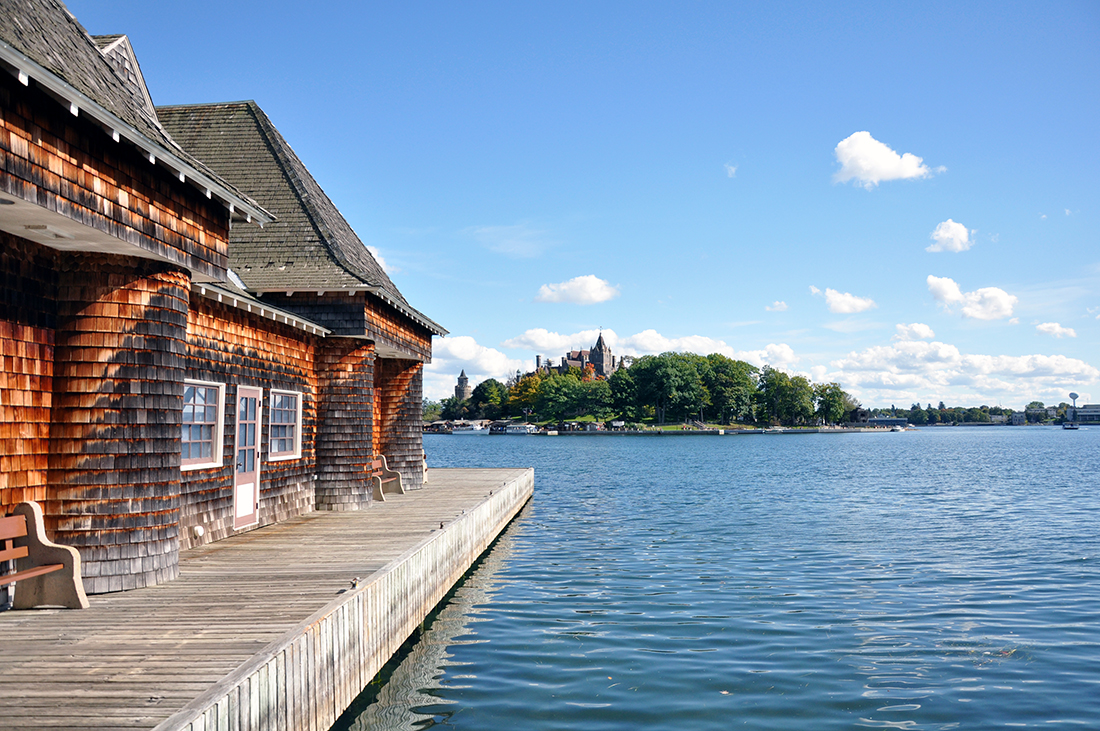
426, 352, 862, 427
872, 401, 1074, 425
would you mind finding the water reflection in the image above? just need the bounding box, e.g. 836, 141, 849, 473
338, 507, 526, 730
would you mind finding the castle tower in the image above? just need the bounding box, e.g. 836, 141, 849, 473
455, 370, 473, 401
590, 332, 615, 378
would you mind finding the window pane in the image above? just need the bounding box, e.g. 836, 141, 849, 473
183, 383, 223, 465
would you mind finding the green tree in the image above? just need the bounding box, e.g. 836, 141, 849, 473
630, 353, 706, 424
581, 379, 614, 420
608, 366, 640, 421
756, 366, 791, 425
422, 399, 443, 422
440, 396, 469, 421
704, 354, 757, 424
814, 382, 848, 425
469, 378, 506, 420
536, 373, 584, 422
785, 376, 815, 425
508, 373, 543, 420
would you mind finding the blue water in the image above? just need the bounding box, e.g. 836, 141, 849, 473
337, 428, 1100, 730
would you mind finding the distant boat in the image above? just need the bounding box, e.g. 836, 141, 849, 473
1063, 422, 1079, 430
505, 424, 539, 435
890, 425, 906, 432
451, 423, 489, 435
762, 427, 786, 434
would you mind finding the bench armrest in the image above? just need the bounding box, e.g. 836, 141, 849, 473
11, 502, 89, 609
376, 455, 405, 495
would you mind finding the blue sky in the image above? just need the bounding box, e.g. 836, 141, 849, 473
70, 1, 1099, 407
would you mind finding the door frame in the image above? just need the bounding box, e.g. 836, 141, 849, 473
233, 385, 263, 529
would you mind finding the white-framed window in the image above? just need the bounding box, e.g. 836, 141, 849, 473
268, 390, 302, 461
182, 380, 225, 471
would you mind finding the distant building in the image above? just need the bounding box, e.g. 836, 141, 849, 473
1010, 412, 1027, 425
1076, 404, 1100, 424
868, 417, 908, 427
455, 370, 473, 401
547, 333, 619, 378
848, 408, 870, 424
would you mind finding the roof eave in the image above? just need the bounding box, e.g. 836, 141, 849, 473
364, 286, 448, 336
0, 41, 274, 227
192, 282, 331, 337
250, 284, 447, 336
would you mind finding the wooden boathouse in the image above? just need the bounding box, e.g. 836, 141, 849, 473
1, 0, 447, 603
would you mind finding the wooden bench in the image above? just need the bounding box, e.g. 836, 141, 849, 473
367, 455, 404, 501
0, 501, 88, 609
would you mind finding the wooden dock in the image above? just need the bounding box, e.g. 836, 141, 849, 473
0, 468, 534, 731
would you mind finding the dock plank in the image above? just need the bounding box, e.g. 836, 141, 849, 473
1, 468, 532, 731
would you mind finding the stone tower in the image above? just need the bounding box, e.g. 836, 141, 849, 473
455, 370, 473, 401
589, 332, 616, 378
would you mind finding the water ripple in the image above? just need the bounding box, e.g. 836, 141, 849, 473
335, 428, 1100, 731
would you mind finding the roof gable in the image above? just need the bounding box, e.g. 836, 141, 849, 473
0, 0, 271, 225
92, 34, 155, 119
156, 101, 443, 335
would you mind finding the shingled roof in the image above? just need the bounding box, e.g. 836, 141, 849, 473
0, 0, 270, 225
156, 101, 443, 335
91, 34, 155, 120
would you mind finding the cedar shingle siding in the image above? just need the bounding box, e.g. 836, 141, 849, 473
0, 0, 442, 594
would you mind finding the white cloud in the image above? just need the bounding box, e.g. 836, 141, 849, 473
813, 287, 876, 313
833, 131, 933, 189
1065, 209, 1072, 216
423, 335, 533, 400
607, 330, 801, 369
725, 163, 737, 178
1089, 307, 1100, 320
1036, 322, 1077, 338
893, 323, 935, 341
927, 275, 1017, 320
466, 223, 548, 258
485, 325, 1100, 409
365, 245, 395, 274
535, 275, 620, 304
502, 327, 799, 370
766, 300, 788, 312
500, 328, 608, 353
824, 339, 1100, 407
927, 219, 973, 253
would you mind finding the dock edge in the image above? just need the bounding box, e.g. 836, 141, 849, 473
152, 468, 534, 731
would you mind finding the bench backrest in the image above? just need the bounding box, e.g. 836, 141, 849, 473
0, 514, 30, 563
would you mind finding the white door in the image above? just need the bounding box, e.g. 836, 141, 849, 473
233, 386, 262, 529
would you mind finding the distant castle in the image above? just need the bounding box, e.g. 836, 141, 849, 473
452, 334, 624, 401
536, 333, 621, 379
